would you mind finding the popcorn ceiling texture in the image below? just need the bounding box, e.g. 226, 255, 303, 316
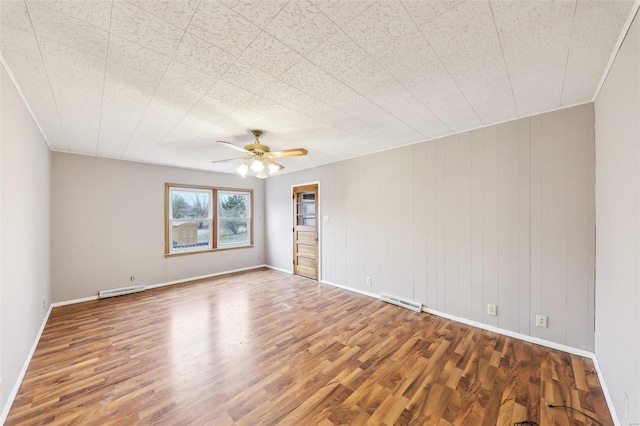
0, 0, 634, 175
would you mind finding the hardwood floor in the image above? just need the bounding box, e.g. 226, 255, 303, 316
7, 268, 612, 425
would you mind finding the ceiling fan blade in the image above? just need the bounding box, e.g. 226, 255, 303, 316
264, 158, 285, 174
217, 140, 251, 154
211, 156, 249, 164
268, 148, 308, 158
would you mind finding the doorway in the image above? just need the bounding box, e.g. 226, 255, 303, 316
293, 184, 318, 280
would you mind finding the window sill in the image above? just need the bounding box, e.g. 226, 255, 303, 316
165, 244, 254, 258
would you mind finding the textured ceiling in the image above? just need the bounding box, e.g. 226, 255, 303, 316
1, 0, 637, 175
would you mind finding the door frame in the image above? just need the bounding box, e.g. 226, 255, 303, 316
291, 181, 321, 281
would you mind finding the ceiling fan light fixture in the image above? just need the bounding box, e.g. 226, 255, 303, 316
250, 159, 265, 173
217, 130, 308, 178
268, 162, 283, 175
236, 163, 249, 177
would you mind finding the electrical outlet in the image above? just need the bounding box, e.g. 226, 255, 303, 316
487, 304, 497, 316
366, 276, 371, 286
42, 299, 46, 310
130, 276, 135, 281
536, 314, 548, 328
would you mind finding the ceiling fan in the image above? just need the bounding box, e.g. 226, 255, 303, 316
214, 130, 308, 179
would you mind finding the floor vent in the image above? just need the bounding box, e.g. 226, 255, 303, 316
98, 285, 146, 299
380, 293, 423, 312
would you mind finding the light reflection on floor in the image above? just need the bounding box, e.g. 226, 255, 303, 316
169, 285, 253, 393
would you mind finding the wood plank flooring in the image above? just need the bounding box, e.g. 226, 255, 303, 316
7, 268, 612, 425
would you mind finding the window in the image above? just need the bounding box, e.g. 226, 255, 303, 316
218, 191, 251, 247
165, 184, 253, 256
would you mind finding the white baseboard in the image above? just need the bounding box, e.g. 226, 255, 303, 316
2, 265, 268, 421
317, 277, 618, 424
320, 279, 380, 299
425, 306, 618, 423
51, 264, 269, 307
422, 307, 594, 359
264, 264, 293, 274
591, 355, 621, 426
0, 305, 52, 424
145, 264, 268, 290
51, 295, 98, 307
9, 269, 619, 425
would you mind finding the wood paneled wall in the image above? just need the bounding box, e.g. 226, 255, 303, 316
265, 103, 595, 351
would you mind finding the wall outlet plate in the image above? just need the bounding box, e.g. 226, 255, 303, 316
536, 314, 548, 328
365, 276, 371, 286
487, 304, 497, 316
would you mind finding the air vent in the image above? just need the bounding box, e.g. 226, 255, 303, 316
98, 285, 145, 299
380, 293, 423, 312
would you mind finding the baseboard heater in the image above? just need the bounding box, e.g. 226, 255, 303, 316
98, 285, 146, 299
380, 293, 422, 312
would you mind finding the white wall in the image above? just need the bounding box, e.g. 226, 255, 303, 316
0, 63, 52, 410
51, 153, 265, 302
595, 11, 640, 424
266, 103, 595, 351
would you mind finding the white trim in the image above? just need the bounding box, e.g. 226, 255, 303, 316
1, 265, 265, 421
424, 307, 619, 424
593, 1, 640, 101
0, 305, 52, 424
51, 295, 98, 307
144, 265, 266, 289
51, 265, 268, 306
291, 181, 321, 188
591, 356, 621, 426
265, 264, 293, 274
275, 102, 597, 179
320, 279, 380, 300
423, 307, 594, 358
0, 55, 53, 151
320, 277, 619, 421
2, 270, 618, 424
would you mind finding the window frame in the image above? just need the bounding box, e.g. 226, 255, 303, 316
217, 190, 252, 248
165, 183, 254, 257
167, 186, 213, 254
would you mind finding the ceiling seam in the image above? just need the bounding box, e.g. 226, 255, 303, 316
116, 0, 203, 159
318, 9, 454, 137
148, 2, 282, 164
120, 3, 192, 32
0, 55, 54, 149
95, 0, 114, 156
256, 3, 413, 144
22, 0, 71, 151
274, 2, 451, 141
158, 1, 435, 162
401, 0, 484, 127
26, 1, 109, 33
591, 0, 640, 102
7, 0, 631, 176
303, 29, 445, 142
44, 95, 596, 177
156, 54, 308, 165
488, 0, 520, 117
559, 0, 578, 108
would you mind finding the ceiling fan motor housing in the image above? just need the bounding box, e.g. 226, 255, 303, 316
244, 143, 271, 154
